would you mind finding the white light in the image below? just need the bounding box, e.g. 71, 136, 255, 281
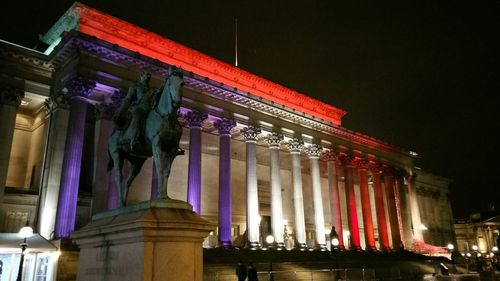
490, 253, 495, 257
331, 238, 340, 247
461, 253, 465, 256
266, 235, 274, 244
472, 245, 478, 251
477, 253, 482, 257
466, 253, 471, 257
492, 246, 498, 252
447, 243, 454, 251
419, 224, 428, 230
19, 225, 34, 239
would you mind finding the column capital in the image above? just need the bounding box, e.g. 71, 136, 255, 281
184, 110, 208, 128
44, 90, 71, 113
0, 86, 24, 107
304, 144, 323, 158
94, 90, 125, 120
214, 118, 236, 136
241, 125, 261, 142
338, 153, 355, 166
320, 149, 338, 162
368, 161, 383, 173
266, 132, 283, 148
382, 165, 396, 176
65, 75, 96, 98
352, 157, 369, 170
285, 138, 304, 153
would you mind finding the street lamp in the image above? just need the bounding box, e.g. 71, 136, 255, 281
17, 222, 34, 281
330, 226, 340, 252
447, 243, 454, 251
266, 235, 274, 250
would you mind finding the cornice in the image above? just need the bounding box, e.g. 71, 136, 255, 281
68, 2, 346, 125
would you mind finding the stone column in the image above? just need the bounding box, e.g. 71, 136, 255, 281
285, 138, 307, 249
370, 162, 390, 251
38, 91, 71, 239
0, 86, 24, 230
92, 102, 117, 213
396, 174, 413, 248
242, 125, 261, 248
55, 76, 96, 238
304, 144, 327, 250
267, 132, 285, 249
214, 118, 236, 248
185, 110, 208, 214
407, 174, 423, 241
355, 158, 376, 251
321, 150, 345, 250
341, 155, 361, 251
383, 166, 402, 250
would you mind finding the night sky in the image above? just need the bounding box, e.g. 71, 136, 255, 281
1, 1, 499, 218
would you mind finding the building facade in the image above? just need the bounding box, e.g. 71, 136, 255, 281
0, 4, 455, 275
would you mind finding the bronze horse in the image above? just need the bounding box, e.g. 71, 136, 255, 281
107, 67, 184, 206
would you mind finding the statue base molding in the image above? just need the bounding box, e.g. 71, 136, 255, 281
71, 199, 214, 281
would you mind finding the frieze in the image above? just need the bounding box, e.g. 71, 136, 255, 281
0, 48, 55, 72
65, 75, 96, 97
0, 86, 24, 107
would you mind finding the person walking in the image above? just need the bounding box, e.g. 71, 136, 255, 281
236, 260, 247, 281
247, 262, 258, 281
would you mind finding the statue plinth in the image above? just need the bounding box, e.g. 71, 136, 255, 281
71, 199, 215, 281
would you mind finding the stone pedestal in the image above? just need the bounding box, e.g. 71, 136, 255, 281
71, 200, 215, 281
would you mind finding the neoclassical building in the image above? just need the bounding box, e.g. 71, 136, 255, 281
0, 3, 456, 279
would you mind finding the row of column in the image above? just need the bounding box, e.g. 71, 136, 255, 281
183, 117, 423, 251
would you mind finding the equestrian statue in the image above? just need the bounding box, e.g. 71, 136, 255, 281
107, 66, 184, 206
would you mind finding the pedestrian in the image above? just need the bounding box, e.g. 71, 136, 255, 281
247, 262, 258, 281
236, 260, 247, 281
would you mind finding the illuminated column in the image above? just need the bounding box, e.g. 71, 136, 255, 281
185, 110, 208, 214
55, 76, 96, 238
370, 162, 390, 250
242, 126, 261, 248
396, 174, 413, 248
92, 102, 116, 213
0, 86, 24, 230
214, 118, 236, 248
383, 166, 402, 250
38, 91, 71, 238
341, 155, 361, 251
355, 158, 376, 251
321, 150, 345, 250
304, 144, 326, 249
285, 138, 307, 249
267, 132, 285, 248
407, 174, 423, 241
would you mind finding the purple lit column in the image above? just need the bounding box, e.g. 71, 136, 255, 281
214, 118, 236, 247
55, 76, 95, 238
185, 110, 208, 214
0, 86, 23, 230
241, 125, 261, 248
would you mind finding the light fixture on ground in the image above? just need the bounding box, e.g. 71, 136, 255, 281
447, 243, 454, 251
329, 226, 340, 252
266, 235, 274, 250
471, 245, 478, 251
492, 246, 498, 253
17, 222, 34, 281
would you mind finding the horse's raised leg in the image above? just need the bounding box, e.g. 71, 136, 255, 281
123, 157, 146, 205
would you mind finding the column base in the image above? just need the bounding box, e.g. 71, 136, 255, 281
219, 241, 233, 249
317, 244, 328, 251
71, 199, 215, 281
274, 242, 285, 250
296, 243, 308, 251
246, 241, 261, 250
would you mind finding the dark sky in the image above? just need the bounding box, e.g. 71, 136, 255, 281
1, 1, 499, 218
